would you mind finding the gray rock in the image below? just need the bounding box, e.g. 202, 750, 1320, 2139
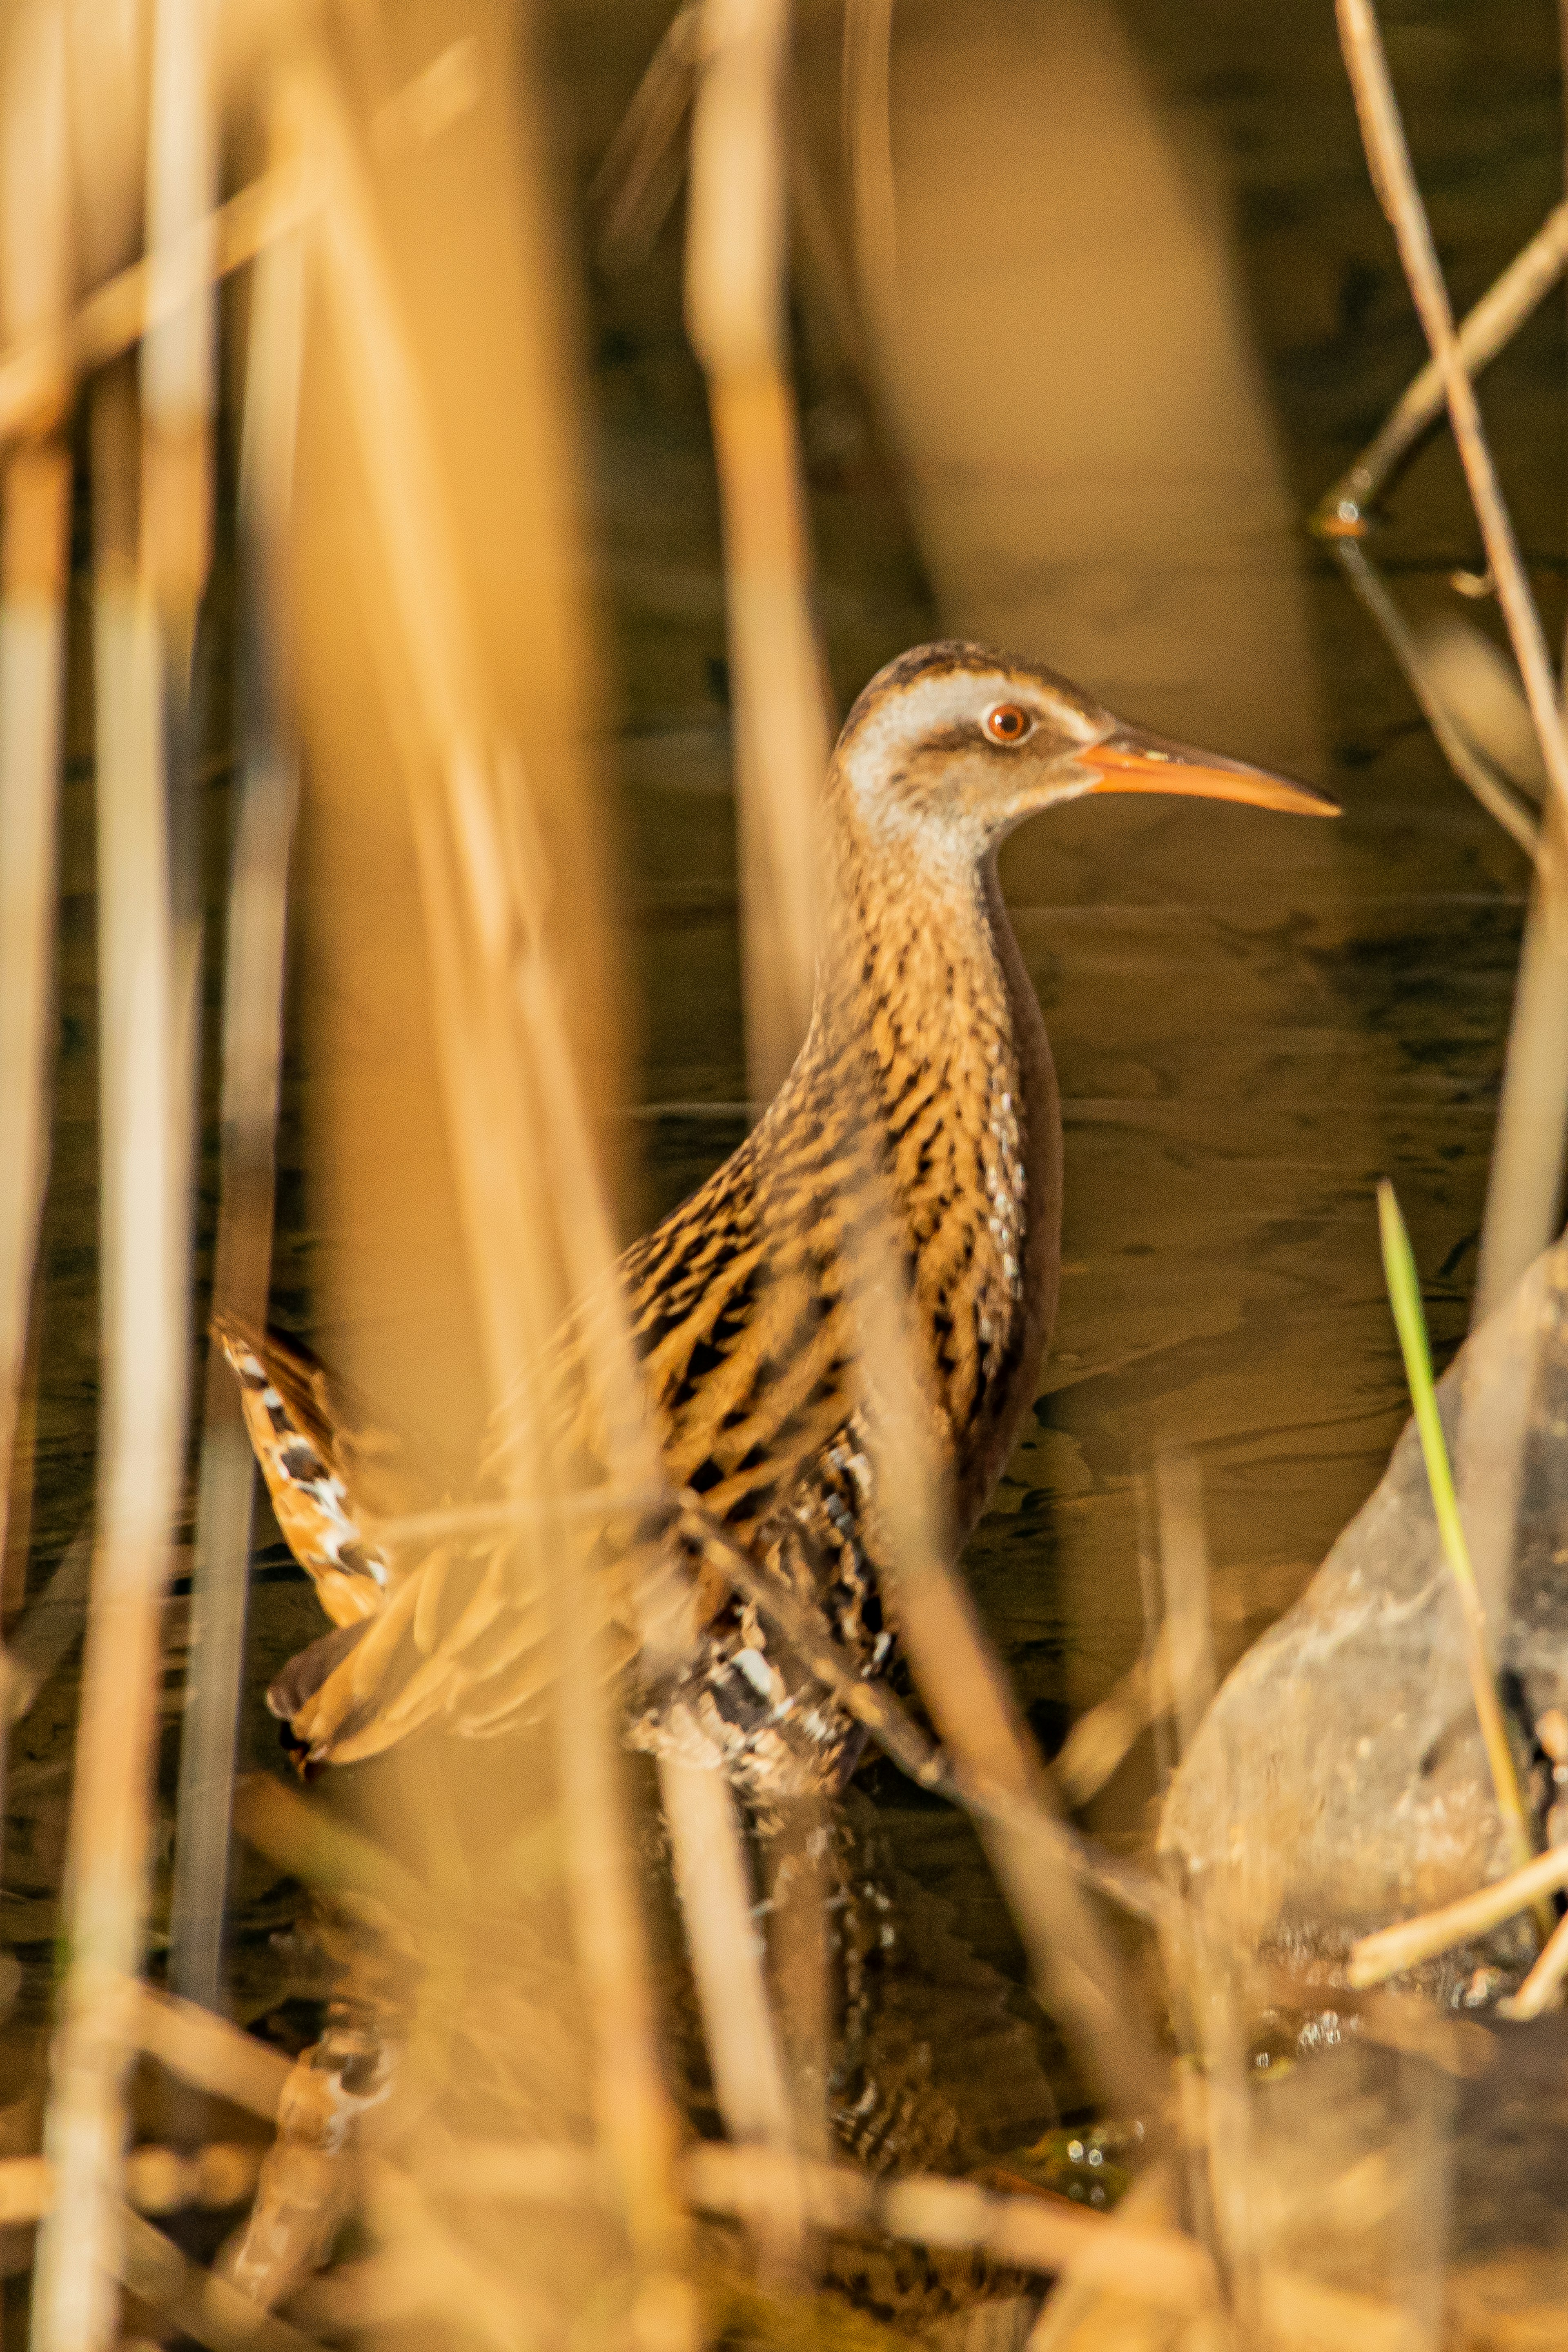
1159, 1236, 1568, 1986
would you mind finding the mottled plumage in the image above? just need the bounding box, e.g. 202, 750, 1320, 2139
224, 641, 1333, 1793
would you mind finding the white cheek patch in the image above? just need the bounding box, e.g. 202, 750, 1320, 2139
840, 664, 1107, 825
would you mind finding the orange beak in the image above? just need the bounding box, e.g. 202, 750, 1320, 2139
1078, 724, 1339, 817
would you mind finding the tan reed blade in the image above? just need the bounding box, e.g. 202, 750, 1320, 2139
167, 129, 306, 2012
31, 362, 189, 2352
0, 0, 72, 1617
282, 42, 694, 2331
686, 0, 830, 1103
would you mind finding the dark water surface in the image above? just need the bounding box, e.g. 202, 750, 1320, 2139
9, 0, 1568, 2209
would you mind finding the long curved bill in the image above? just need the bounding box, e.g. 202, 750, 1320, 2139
1080, 724, 1339, 817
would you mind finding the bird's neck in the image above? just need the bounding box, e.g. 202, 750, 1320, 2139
792, 815, 1060, 1520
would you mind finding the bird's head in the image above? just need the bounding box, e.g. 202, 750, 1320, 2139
831, 641, 1336, 861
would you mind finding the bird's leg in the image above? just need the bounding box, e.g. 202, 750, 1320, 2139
220, 1898, 406, 2309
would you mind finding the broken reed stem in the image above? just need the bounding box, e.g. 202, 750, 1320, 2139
1349, 1838, 1568, 1986
1376, 1182, 1551, 1940
289, 50, 693, 2320
686, 0, 830, 1101
1314, 196, 1568, 533
32, 364, 187, 2352
168, 182, 306, 2012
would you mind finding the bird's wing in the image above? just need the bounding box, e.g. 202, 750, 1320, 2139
225, 1063, 906, 1767
212, 1318, 417, 1628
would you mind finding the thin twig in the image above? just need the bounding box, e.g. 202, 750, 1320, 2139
1336, 0, 1568, 835
1348, 1840, 1568, 1986
1338, 0, 1568, 1314
1313, 196, 1568, 533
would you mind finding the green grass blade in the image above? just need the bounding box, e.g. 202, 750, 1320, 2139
1376, 1181, 1548, 1938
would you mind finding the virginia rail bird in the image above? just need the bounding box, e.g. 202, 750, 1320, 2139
221, 641, 1334, 1797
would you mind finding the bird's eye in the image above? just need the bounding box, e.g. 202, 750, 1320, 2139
984, 704, 1033, 744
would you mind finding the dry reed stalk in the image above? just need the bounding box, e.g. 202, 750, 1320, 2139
169, 146, 306, 2014
367, 1486, 668, 1551
1337, 0, 1568, 1321
1053, 1629, 1168, 1812
686, 0, 830, 1101
1152, 1457, 1215, 1762
31, 364, 187, 2352
140, 0, 218, 657
1335, 0, 1568, 828
0, 0, 71, 1630
1145, 1459, 1255, 2336
882, 1551, 1165, 2122
659, 1758, 804, 2258
1470, 828, 1568, 1318
2, 1527, 91, 1725
133, 1984, 290, 2120
1314, 196, 1568, 535
286, 50, 694, 2325
677, 1497, 1172, 1928
0, 2144, 265, 2225
684, 0, 841, 2203
784, 125, 874, 395
0, 162, 313, 448
1026, 2166, 1189, 2352
760, 1793, 830, 2163
589, 4, 701, 271
683, 2145, 1216, 2314
833, 1193, 1167, 2123
1377, 1182, 1547, 1940
117, 2203, 316, 2352
1495, 1902, 1568, 2018
1347, 1840, 1568, 1986
1328, 542, 1539, 860
840, 0, 898, 360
